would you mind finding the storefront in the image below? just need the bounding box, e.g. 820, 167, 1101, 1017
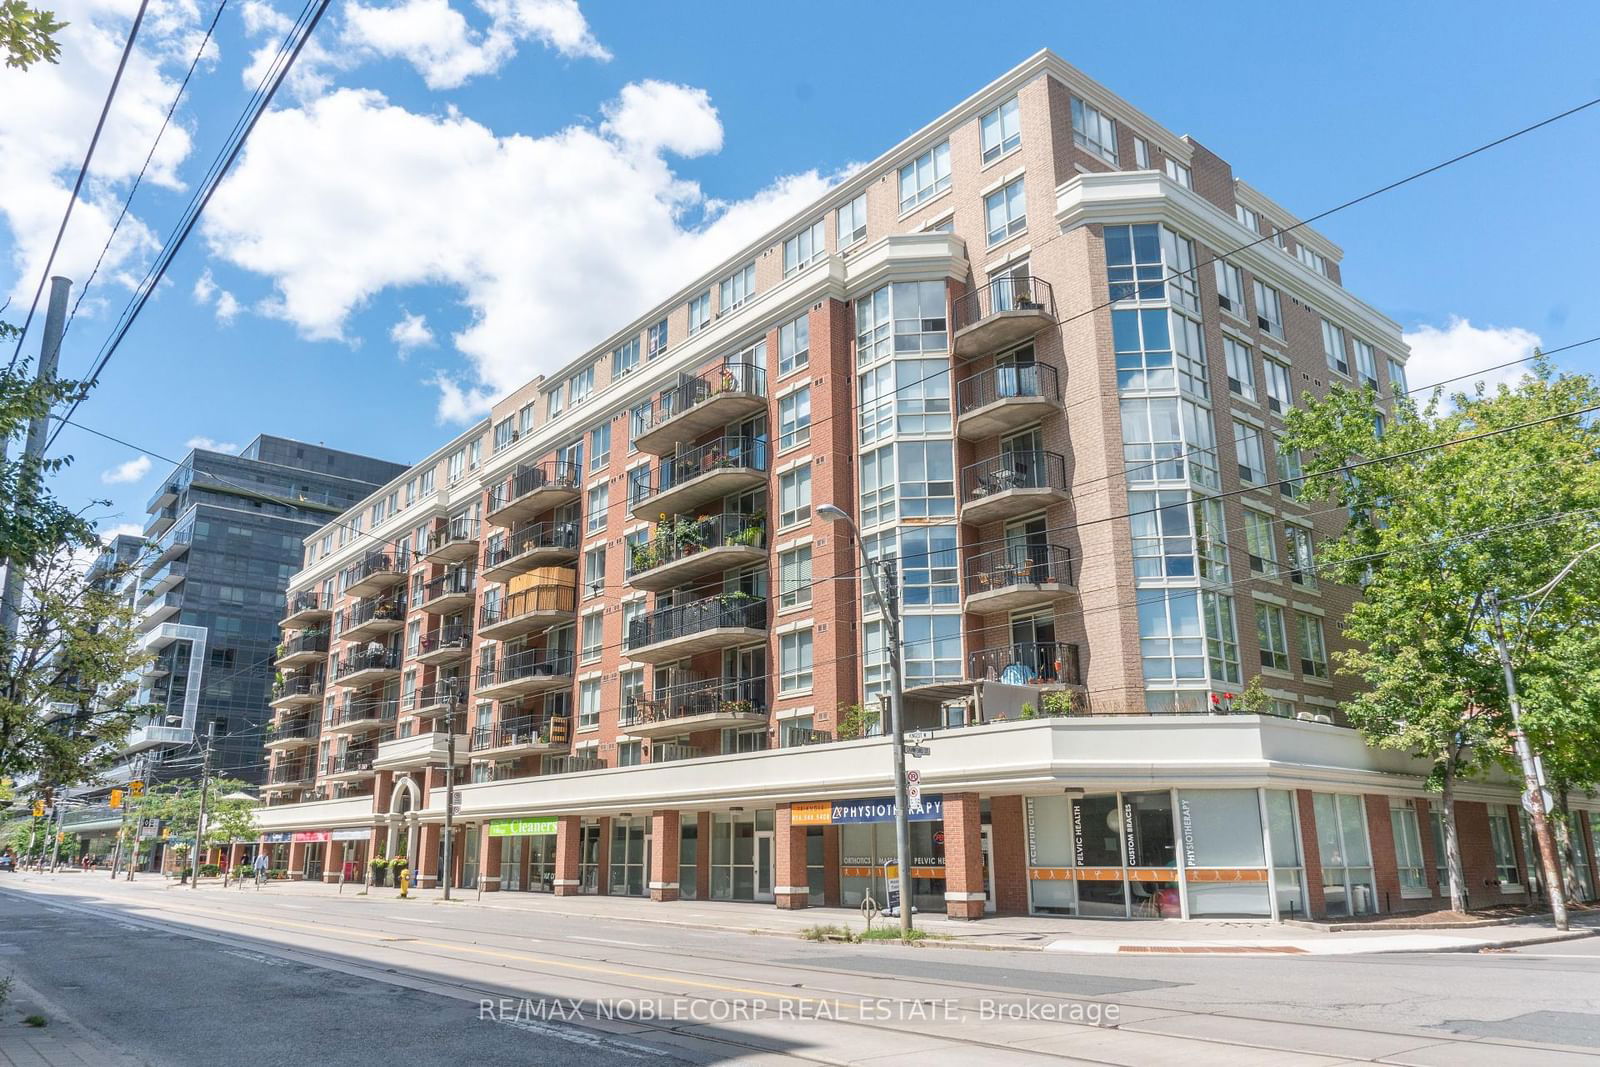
609, 815, 649, 897
708, 810, 774, 902
796, 795, 978, 914
487, 817, 558, 893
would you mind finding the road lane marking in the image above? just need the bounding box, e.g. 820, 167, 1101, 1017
571, 936, 650, 948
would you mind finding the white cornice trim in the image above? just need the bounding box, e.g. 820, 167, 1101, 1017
1234, 180, 1344, 260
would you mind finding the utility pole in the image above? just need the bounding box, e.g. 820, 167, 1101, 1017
48, 797, 66, 871
1484, 589, 1568, 931
442, 680, 460, 901
110, 755, 146, 879
191, 721, 217, 889
0, 276, 71, 641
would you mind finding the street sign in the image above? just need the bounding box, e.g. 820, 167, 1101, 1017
450, 796, 463, 815
1521, 788, 1556, 816
906, 730, 930, 746
905, 745, 931, 759
906, 768, 921, 810
129, 780, 144, 798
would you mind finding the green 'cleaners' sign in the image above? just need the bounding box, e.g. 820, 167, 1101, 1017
486, 817, 559, 837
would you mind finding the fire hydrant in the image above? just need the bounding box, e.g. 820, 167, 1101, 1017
398, 866, 410, 898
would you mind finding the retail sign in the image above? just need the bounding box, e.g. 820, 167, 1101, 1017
487, 817, 558, 837
262, 832, 293, 844
331, 829, 370, 841
814, 794, 944, 826
292, 831, 331, 843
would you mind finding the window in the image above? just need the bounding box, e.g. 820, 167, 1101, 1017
778, 387, 811, 450
1321, 318, 1349, 376
1104, 223, 1198, 311
1163, 158, 1191, 189
1388, 358, 1408, 397
687, 291, 710, 335
894, 441, 955, 519
569, 364, 595, 406
1071, 96, 1118, 163
518, 402, 535, 436
778, 314, 809, 375
628, 402, 649, 452
1128, 490, 1197, 579
1296, 613, 1329, 678
613, 337, 640, 377
888, 526, 959, 606
778, 545, 812, 610
546, 384, 564, 419
1205, 592, 1241, 684
1133, 136, 1150, 169
580, 611, 603, 662
1120, 395, 1219, 489
836, 192, 867, 248
1112, 309, 1206, 399
778, 464, 811, 529
1285, 524, 1316, 588
1488, 805, 1520, 886
784, 220, 826, 277
983, 177, 1027, 246
897, 140, 950, 212
419, 468, 435, 496
1244, 510, 1276, 573
719, 262, 755, 312
1137, 589, 1206, 683
587, 423, 610, 472
493, 417, 517, 452
615, 740, 641, 767
620, 598, 643, 649
1215, 260, 1246, 316
779, 629, 813, 693
980, 95, 1021, 162
447, 449, 464, 484
646, 318, 668, 361
1391, 800, 1427, 893
1353, 338, 1378, 389
1256, 603, 1289, 670
1223, 337, 1256, 401
1233, 422, 1267, 484
1297, 244, 1329, 276
1235, 203, 1259, 232
1263, 359, 1292, 415
1276, 440, 1304, 501
1253, 280, 1283, 336
585, 483, 608, 534
579, 678, 600, 729
582, 546, 605, 599
1312, 793, 1375, 917
619, 667, 643, 721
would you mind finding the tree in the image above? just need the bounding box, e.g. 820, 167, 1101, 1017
130, 777, 256, 857
1, 0, 65, 69
1281, 361, 1600, 911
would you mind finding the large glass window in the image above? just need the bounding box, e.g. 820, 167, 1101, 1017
608, 816, 647, 897
578, 678, 600, 729
1071, 96, 1118, 163
1263, 358, 1292, 415
1234, 421, 1267, 484
1129, 490, 1196, 579
1121, 396, 1219, 489
1285, 525, 1316, 589
1388, 358, 1409, 397
1223, 337, 1256, 401
778, 464, 811, 530
1256, 603, 1290, 671
779, 629, 813, 693
778, 314, 809, 376
894, 441, 956, 519
1137, 589, 1207, 684
778, 387, 811, 451
984, 177, 1027, 246
1390, 800, 1427, 893
1113, 308, 1207, 399
1215, 260, 1246, 316
719, 262, 756, 311
1182, 789, 1270, 917
1204, 593, 1241, 684
645, 318, 668, 361
1488, 804, 1520, 886
1244, 509, 1276, 574
894, 526, 959, 607
837, 192, 867, 248
1321, 318, 1350, 376
1312, 793, 1375, 917
687, 290, 710, 335
1104, 223, 1198, 311
1253, 280, 1283, 337
898, 614, 962, 690
1296, 614, 1329, 678
980, 95, 1021, 162
783, 219, 826, 277
778, 545, 811, 610
1353, 338, 1378, 389
1266, 789, 1307, 917
612, 337, 640, 377
898, 141, 951, 212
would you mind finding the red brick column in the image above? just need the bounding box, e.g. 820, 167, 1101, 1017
943, 792, 985, 920
1295, 791, 1326, 918
1413, 798, 1438, 897
773, 804, 809, 910
552, 816, 581, 895
227, 843, 246, 871
1453, 801, 1495, 908
416, 824, 441, 888
479, 831, 502, 893
822, 825, 841, 907
287, 840, 306, 881
649, 810, 680, 902
1364, 795, 1400, 914
989, 795, 1029, 915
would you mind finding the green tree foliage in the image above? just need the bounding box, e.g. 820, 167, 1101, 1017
131, 777, 257, 850
0, 0, 65, 69
0, 353, 95, 567
1281, 361, 1600, 909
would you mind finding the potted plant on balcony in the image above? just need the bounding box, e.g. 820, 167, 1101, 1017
719, 698, 757, 717
1013, 283, 1042, 312
630, 542, 658, 573
727, 511, 765, 548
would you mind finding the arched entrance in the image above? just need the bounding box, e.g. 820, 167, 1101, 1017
385, 775, 422, 864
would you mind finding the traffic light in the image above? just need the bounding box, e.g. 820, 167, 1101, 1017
548, 716, 568, 745
110, 789, 124, 809
56, 831, 65, 843
32, 801, 44, 817
130, 779, 144, 798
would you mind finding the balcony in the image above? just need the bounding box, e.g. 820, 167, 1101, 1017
343, 595, 406, 642
267, 759, 315, 785
959, 450, 1070, 525
146, 501, 179, 538
481, 521, 581, 583
544, 754, 605, 775
620, 676, 767, 738
274, 631, 329, 668
419, 570, 476, 615
952, 275, 1056, 358
402, 680, 463, 718
624, 593, 767, 665
270, 673, 324, 709
414, 622, 471, 666
374, 728, 468, 771
956, 362, 1061, 440
342, 551, 408, 598
122, 723, 193, 752
650, 742, 705, 764
477, 583, 577, 641
628, 436, 768, 521
334, 647, 401, 687
265, 717, 320, 750
324, 749, 377, 781
138, 590, 183, 630
625, 513, 767, 592
469, 712, 567, 758
281, 590, 329, 628
632, 361, 767, 455
422, 517, 481, 565
965, 543, 1076, 614
487, 461, 581, 527
473, 648, 574, 701
969, 640, 1082, 687
138, 560, 187, 603
325, 697, 397, 735
141, 525, 191, 577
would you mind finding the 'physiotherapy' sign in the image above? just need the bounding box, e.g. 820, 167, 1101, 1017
791, 795, 943, 826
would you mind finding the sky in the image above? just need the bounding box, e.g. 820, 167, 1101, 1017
3, 0, 1599, 540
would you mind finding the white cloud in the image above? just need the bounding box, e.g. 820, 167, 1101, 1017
1401, 317, 1541, 400
214, 290, 241, 324
192, 268, 241, 323
186, 436, 240, 453
101, 454, 153, 484
202, 83, 840, 421
390, 310, 434, 352
98, 521, 147, 544
239, 0, 346, 99
341, 0, 608, 90
428, 370, 496, 422
193, 270, 217, 304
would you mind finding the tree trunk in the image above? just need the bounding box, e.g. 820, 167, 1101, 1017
1441, 762, 1467, 912
1556, 787, 1580, 906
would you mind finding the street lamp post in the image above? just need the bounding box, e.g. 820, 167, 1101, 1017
818, 503, 913, 937
442, 679, 461, 901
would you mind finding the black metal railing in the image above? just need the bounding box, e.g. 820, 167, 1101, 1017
327, 749, 376, 775
965, 543, 1074, 594
342, 549, 407, 588
621, 675, 766, 728
490, 461, 582, 513
625, 594, 766, 651
423, 570, 476, 604
484, 521, 579, 569
960, 450, 1067, 501
269, 717, 320, 743
269, 760, 314, 784
968, 641, 1082, 686
403, 680, 464, 713
479, 584, 576, 629
335, 647, 401, 680
626, 512, 766, 577
956, 362, 1060, 415
545, 755, 605, 775
272, 673, 323, 701
426, 517, 480, 553
628, 436, 768, 507
276, 631, 329, 660
348, 595, 405, 628
638, 361, 766, 434
469, 712, 563, 753
475, 647, 574, 690
417, 622, 470, 658
952, 275, 1056, 332
283, 590, 323, 619
328, 697, 398, 728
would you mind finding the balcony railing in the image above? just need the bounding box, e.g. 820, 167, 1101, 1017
956, 362, 1060, 416
328, 697, 398, 729
268, 718, 320, 743
478, 584, 577, 630
489, 461, 582, 516
335, 647, 401, 681
422, 570, 476, 605
628, 436, 768, 513
416, 622, 471, 659
625, 512, 766, 578
544, 754, 605, 775
427, 516, 480, 551
468, 713, 563, 753
269, 760, 315, 784
474, 647, 574, 690
960, 450, 1068, 500
327, 749, 377, 776
951, 275, 1056, 357
483, 521, 579, 571
622, 675, 766, 728
968, 641, 1082, 686
965, 543, 1074, 593
271, 673, 323, 702
633, 362, 767, 453
282, 590, 325, 623
650, 743, 704, 764
625, 593, 766, 652
342, 550, 408, 589
347, 595, 406, 629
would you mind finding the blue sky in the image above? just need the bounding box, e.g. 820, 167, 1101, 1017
3, 0, 1598, 538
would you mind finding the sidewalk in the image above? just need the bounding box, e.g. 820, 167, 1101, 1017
61, 870, 1599, 956
0, 975, 139, 1067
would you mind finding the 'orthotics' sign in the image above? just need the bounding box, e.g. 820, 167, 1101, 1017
487, 817, 559, 837
790, 795, 944, 826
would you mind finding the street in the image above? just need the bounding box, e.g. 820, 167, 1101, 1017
2, 874, 1599, 1065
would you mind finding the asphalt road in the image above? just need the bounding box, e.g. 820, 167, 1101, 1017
3, 873, 1599, 1065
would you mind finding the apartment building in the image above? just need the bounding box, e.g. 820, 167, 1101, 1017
252, 51, 1600, 917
